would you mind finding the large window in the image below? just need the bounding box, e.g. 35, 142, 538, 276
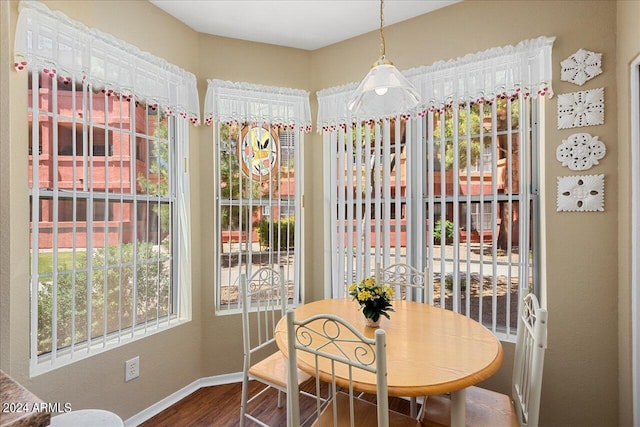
320, 37, 552, 341
16, 1, 198, 374
326, 97, 538, 340
423, 98, 537, 337
28, 70, 189, 374
214, 123, 302, 311
204, 79, 310, 313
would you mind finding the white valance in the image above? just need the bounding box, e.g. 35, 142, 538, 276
14, 0, 200, 125
204, 79, 312, 133
317, 36, 555, 131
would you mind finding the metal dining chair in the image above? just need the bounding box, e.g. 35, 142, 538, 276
419, 293, 548, 427
286, 310, 421, 427
239, 266, 315, 427
375, 262, 429, 303
375, 261, 429, 416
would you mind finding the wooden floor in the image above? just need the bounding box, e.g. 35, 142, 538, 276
139, 380, 416, 427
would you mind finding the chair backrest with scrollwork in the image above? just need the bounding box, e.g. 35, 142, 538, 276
240, 266, 286, 364
286, 311, 389, 427
375, 262, 429, 303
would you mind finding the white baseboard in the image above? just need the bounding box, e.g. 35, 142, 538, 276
124, 372, 243, 426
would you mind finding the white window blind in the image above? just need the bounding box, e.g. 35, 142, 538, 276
423, 96, 538, 337
324, 119, 419, 298
204, 80, 311, 312
319, 37, 552, 340
18, 1, 197, 375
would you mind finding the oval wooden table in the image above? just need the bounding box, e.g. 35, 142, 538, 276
275, 298, 503, 427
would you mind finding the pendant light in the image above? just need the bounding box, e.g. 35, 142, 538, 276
347, 0, 421, 117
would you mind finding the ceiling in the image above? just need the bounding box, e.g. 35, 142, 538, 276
148, 0, 461, 51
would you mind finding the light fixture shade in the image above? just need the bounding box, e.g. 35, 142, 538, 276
348, 62, 421, 117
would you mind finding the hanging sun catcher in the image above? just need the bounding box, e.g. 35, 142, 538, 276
239, 125, 280, 181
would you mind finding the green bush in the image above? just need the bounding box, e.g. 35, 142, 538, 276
36, 242, 170, 355
255, 217, 295, 250
433, 219, 454, 244
444, 274, 467, 292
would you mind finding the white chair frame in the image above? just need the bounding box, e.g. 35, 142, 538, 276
418, 292, 548, 427
512, 293, 548, 427
375, 262, 429, 303
375, 261, 428, 416
286, 310, 389, 427
239, 266, 287, 427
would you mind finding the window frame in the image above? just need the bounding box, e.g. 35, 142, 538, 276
323, 97, 540, 342
213, 123, 304, 314
27, 70, 191, 376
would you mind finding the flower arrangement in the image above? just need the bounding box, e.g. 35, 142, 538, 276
348, 277, 395, 323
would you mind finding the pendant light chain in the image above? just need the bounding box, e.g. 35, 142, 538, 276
347, 0, 421, 116
379, 0, 386, 60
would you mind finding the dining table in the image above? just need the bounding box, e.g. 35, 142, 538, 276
274, 298, 504, 427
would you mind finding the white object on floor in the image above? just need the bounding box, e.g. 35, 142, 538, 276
49, 409, 124, 427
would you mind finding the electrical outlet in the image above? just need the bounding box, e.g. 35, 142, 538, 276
125, 356, 139, 382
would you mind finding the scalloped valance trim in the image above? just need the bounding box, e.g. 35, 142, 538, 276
204, 79, 312, 133
13, 0, 201, 125
317, 36, 555, 131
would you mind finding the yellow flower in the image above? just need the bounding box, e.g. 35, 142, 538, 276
348, 276, 395, 322
358, 290, 373, 301
383, 285, 394, 299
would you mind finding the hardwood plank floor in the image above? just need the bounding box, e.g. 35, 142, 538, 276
139, 380, 416, 426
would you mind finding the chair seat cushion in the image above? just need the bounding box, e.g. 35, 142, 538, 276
312, 391, 421, 427
248, 351, 312, 389
420, 386, 518, 427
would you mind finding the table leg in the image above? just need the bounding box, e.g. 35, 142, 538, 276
409, 396, 417, 418
450, 388, 466, 427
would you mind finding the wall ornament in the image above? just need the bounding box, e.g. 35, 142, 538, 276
557, 174, 604, 212
556, 132, 606, 170
558, 88, 604, 129
560, 49, 602, 86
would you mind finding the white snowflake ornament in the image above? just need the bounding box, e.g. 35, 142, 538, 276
560, 49, 603, 86
557, 174, 604, 212
557, 88, 604, 129
556, 133, 606, 171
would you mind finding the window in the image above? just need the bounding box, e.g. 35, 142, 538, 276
318, 37, 552, 341
16, 1, 199, 374
57, 124, 113, 157
58, 199, 114, 222
424, 98, 538, 337
326, 97, 538, 339
204, 79, 311, 314
215, 124, 302, 311
27, 70, 189, 374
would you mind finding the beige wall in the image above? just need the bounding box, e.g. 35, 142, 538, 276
0, 0, 12, 377
0, 0, 635, 425
617, 1, 640, 426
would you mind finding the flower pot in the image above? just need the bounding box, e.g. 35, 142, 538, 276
365, 317, 381, 328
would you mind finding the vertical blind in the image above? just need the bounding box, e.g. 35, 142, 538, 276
318, 37, 552, 338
